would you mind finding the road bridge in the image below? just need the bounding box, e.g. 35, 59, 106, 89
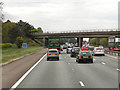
30, 29, 119, 47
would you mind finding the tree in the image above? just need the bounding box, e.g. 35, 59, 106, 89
15, 37, 23, 48
89, 38, 97, 45
37, 27, 43, 33
100, 38, 108, 47
17, 20, 34, 37
2, 20, 17, 43
0, 2, 4, 20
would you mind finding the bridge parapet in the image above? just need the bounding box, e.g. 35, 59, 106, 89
44, 29, 118, 34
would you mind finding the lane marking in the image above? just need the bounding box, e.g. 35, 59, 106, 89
79, 81, 85, 87
116, 68, 120, 71
10, 53, 47, 90
93, 59, 96, 61
101, 62, 106, 65
68, 63, 70, 64
72, 69, 74, 71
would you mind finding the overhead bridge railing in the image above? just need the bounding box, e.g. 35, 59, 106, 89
43, 29, 119, 34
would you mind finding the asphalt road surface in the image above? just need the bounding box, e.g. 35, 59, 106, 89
17, 50, 118, 88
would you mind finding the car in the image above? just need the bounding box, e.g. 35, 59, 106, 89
99, 45, 104, 48
93, 47, 105, 56
76, 51, 93, 63
47, 49, 59, 61
60, 45, 63, 51
63, 44, 67, 49
66, 46, 72, 54
81, 46, 88, 51
70, 47, 80, 57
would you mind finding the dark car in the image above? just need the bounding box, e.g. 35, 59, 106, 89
70, 47, 80, 57
76, 51, 93, 63
47, 49, 59, 61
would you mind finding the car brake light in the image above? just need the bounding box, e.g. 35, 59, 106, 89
79, 56, 81, 59
57, 53, 59, 55
103, 50, 105, 52
47, 53, 49, 55
72, 49, 74, 52
91, 55, 93, 58
95, 50, 97, 52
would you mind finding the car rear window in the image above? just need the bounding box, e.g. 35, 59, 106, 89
74, 48, 80, 51
49, 51, 57, 53
95, 48, 104, 50
81, 52, 91, 56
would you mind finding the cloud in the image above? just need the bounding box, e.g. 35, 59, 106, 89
3, 0, 118, 32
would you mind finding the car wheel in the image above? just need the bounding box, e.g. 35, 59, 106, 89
91, 60, 93, 63
57, 58, 59, 60
47, 58, 49, 61
76, 59, 78, 62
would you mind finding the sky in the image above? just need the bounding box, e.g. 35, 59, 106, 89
2, 0, 119, 33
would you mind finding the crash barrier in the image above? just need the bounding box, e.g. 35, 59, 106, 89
105, 50, 120, 56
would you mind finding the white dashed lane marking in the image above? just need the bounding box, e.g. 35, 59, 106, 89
101, 62, 106, 65
79, 81, 85, 87
116, 68, 120, 71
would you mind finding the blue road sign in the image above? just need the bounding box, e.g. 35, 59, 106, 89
22, 43, 27, 48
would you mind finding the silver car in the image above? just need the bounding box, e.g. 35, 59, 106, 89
47, 49, 59, 61
93, 47, 105, 56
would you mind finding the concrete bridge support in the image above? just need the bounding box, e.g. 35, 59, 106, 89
77, 37, 83, 47
44, 38, 48, 48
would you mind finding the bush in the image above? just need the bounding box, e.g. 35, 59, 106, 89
12, 44, 17, 48
2, 43, 13, 48
15, 37, 23, 48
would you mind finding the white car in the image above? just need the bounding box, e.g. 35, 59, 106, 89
99, 45, 104, 48
93, 47, 105, 56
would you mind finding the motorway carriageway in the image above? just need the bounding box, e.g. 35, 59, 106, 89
16, 50, 118, 88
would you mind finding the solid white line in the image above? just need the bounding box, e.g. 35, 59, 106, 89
10, 53, 47, 90
68, 63, 70, 64
79, 81, 85, 87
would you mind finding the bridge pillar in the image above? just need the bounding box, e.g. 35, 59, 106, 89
77, 37, 83, 47
44, 38, 48, 48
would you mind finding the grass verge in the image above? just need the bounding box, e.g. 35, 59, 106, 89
2, 46, 43, 64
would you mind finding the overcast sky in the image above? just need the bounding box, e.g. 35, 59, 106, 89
3, 0, 119, 32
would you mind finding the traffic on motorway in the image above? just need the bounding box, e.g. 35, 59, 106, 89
15, 36, 118, 89
47, 42, 105, 64
16, 43, 118, 88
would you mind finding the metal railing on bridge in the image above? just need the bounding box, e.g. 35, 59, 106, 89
44, 29, 119, 34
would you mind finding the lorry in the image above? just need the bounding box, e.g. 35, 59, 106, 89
48, 36, 61, 53
108, 36, 120, 51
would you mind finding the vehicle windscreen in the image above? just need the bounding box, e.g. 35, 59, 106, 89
81, 52, 91, 56
74, 48, 80, 51
95, 48, 104, 50
49, 51, 57, 54
82, 47, 87, 48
